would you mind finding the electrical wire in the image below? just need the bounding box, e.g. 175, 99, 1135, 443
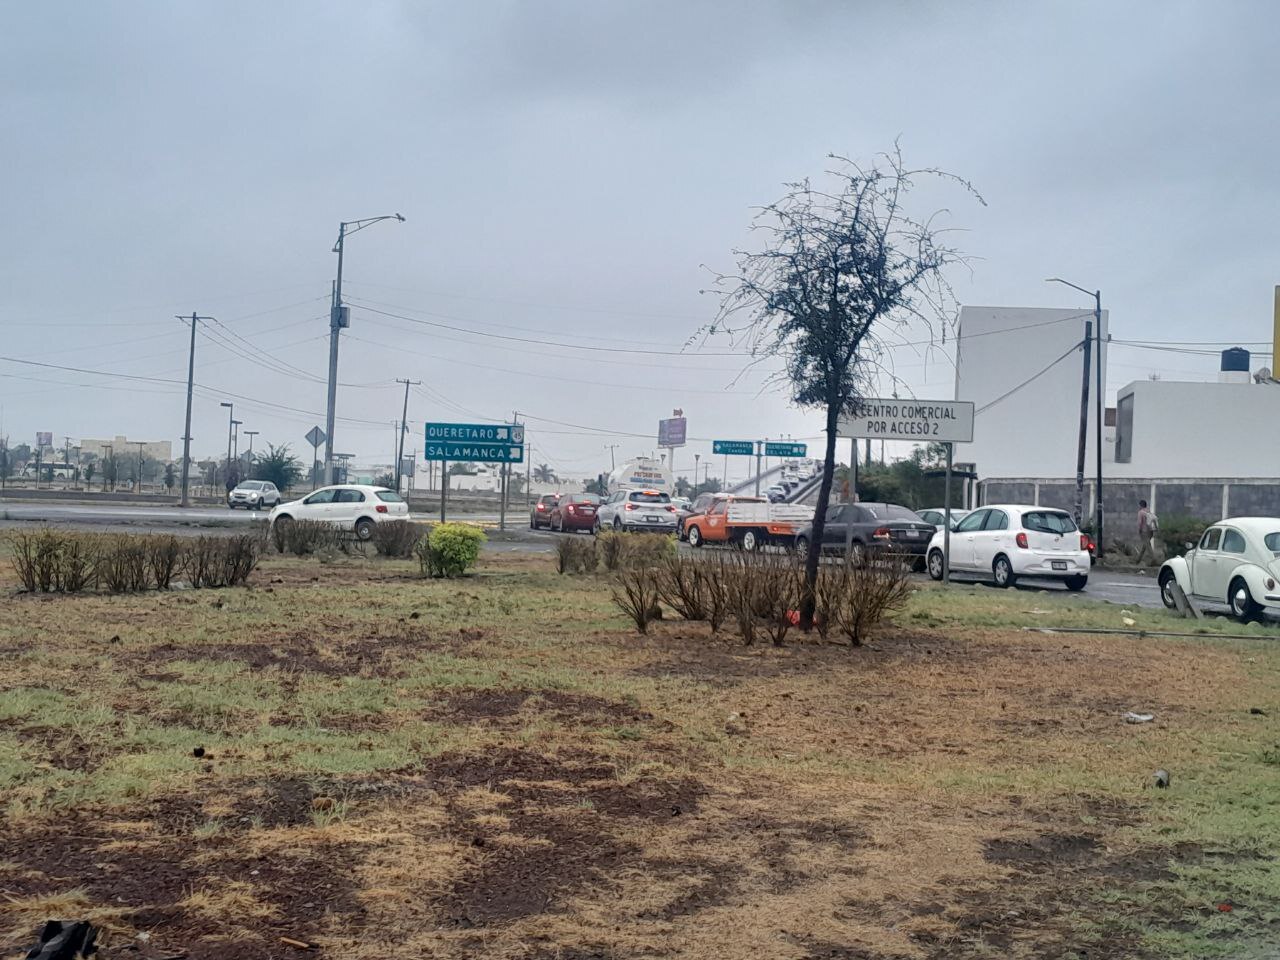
974, 340, 1084, 415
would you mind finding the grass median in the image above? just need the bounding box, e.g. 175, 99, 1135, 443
1, 549, 1278, 959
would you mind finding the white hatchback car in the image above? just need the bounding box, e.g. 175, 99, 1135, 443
594, 488, 678, 534
268, 484, 409, 540
1159, 517, 1280, 622
925, 504, 1091, 590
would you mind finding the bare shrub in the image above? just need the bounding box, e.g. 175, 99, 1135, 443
147, 535, 183, 590
371, 519, 427, 558
184, 535, 258, 588
656, 555, 706, 620
610, 566, 661, 634
11, 530, 102, 593
556, 536, 598, 575
9, 531, 41, 592
97, 535, 151, 592
750, 552, 802, 646
59, 535, 99, 593
828, 551, 912, 646
274, 519, 336, 556
698, 555, 730, 633
622, 533, 677, 569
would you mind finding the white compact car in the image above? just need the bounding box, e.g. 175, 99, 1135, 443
594, 488, 678, 534
1159, 517, 1280, 622
926, 504, 1090, 590
268, 484, 409, 540
227, 480, 281, 510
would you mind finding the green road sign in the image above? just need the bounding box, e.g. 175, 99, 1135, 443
764, 442, 807, 458
426, 422, 524, 445
425, 440, 524, 463
712, 439, 754, 456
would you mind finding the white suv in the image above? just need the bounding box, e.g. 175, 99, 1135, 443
268, 484, 410, 540
594, 489, 678, 534
227, 480, 281, 510
925, 504, 1090, 590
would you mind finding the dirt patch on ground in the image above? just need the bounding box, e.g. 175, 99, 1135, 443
425, 688, 668, 730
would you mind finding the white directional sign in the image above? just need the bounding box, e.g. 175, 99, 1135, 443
838, 398, 974, 443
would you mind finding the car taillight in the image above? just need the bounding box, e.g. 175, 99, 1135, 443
873, 527, 890, 540
567, 505, 575, 514
625, 503, 636, 511
1015, 532, 1029, 549
376, 504, 388, 514
537, 503, 546, 511
1080, 534, 1091, 551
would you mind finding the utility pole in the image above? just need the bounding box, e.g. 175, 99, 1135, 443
63, 436, 72, 486
220, 402, 234, 490
605, 444, 618, 471
176, 313, 211, 508
1093, 290, 1105, 560
1074, 318, 1094, 527
135, 441, 145, 492
754, 441, 763, 497
694, 453, 700, 495
231, 420, 242, 476
395, 379, 421, 494
244, 430, 258, 463
324, 213, 405, 484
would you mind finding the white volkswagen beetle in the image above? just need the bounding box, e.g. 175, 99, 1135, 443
1158, 517, 1280, 622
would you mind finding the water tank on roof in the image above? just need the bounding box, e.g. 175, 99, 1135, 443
1220, 347, 1250, 383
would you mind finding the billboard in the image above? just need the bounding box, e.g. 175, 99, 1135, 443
657, 416, 687, 448
36, 432, 52, 448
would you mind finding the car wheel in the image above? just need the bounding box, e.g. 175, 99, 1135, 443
1158, 569, 1179, 609
927, 549, 944, 581
794, 535, 809, 558
741, 530, 759, 553
613, 518, 623, 532
1065, 575, 1087, 592
355, 518, 376, 541
688, 525, 703, 548
593, 518, 602, 536
1229, 577, 1261, 623
993, 554, 1016, 588
912, 556, 926, 573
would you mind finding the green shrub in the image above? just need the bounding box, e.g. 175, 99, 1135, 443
556, 536, 598, 575
419, 523, 486, 578
370, 519, 428, 558
1156, 514, 1206, 559
598, 530, 626, 571
596, 530, 675, 571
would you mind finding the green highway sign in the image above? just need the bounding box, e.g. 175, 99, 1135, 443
713, 439, 755, 456
425, 422, 524, 463
765, 442, 807, 458
425, 440, 524, 463
426, 422, 524, 444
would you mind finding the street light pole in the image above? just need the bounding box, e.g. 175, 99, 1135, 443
1048, 277, 1106, 559
324, 213, 406, 484
220, 402, 233, 489
244, 430, 258, 463
135, 441, 145, 492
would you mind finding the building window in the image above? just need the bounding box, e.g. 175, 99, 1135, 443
1115, 393, 1134, 463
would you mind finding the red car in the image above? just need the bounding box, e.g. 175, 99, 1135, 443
549, 493, 601, 532
530, 493, 562, 530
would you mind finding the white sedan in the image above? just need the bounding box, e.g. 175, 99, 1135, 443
1159, 517, 1280, 622
925, 504, 1091, 590
268, 484, 409, 540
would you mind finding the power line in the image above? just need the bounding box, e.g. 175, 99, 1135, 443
975, 340, 1084, 415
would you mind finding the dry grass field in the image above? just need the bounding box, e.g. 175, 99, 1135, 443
2, 550, 1279, 959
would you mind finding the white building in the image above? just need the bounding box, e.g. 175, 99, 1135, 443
80, 436, 173, 462
955, 305, 1109, 479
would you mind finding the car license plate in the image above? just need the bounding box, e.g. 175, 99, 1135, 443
1052, 560, 1068, 571
646, 515, 659, 523
906, 530, 921, 538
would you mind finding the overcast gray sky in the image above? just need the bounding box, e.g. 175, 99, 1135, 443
3, 0, 1278, 479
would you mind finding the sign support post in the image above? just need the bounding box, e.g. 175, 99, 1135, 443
441, 461, 448, 524
754, 442, 763, 497
943, 442, 953, 584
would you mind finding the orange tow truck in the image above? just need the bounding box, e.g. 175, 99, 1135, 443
683, 495, 814, 552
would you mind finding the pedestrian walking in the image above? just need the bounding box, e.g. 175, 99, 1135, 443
1135, 499, 1158, 565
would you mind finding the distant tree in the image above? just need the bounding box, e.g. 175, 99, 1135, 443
674, 476, 693, 498
708, 149, 979, 628
373, 471, 396, 489
509, 473, 526, 496
533, 463, 557, 484
102, 454, 119, 491
693, 476, 723, 497
83, 460, 96, 487
251, 444, 303, 492
10, 443, 31, 468
0, 441, 11, 489
448, 462, 478, 476
584, 476, 608, 496
163, 462, 177, 492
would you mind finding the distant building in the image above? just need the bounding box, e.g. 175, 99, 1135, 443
955, 305, 1109, 480
80, 436, 172, 462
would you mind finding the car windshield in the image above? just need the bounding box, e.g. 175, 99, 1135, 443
375, 491, 404, 503
237, 481, 263, 491
1022, 511, 1077, 534
1265, 533, 1280, 556
629, 491, 670, 504
569, 494, 600, 505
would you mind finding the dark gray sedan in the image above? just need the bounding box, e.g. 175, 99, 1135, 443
793, 502, 937, 567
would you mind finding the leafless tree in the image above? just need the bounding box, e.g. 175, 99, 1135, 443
707, 148, 981, 627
